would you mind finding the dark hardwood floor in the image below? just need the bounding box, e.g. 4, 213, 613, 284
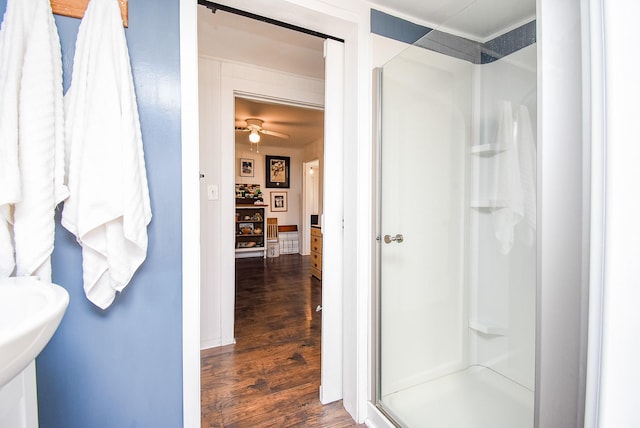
201, 254, 364, 427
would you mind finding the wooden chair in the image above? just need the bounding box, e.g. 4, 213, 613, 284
266, 218, 278, 242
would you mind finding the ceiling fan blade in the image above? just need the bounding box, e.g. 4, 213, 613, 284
260, 129, 290, 139
235, 126, 250, 132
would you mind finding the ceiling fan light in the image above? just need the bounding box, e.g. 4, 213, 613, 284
249, 130, 260, 143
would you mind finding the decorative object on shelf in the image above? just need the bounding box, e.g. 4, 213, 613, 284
265, 155, 290, 188
238, 223, 254, 235
237, 241, 257, 248
270, 192, 288, 212
239, 158, 254, 177
235, 183, 263, 203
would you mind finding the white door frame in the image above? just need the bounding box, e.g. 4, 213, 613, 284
180, 0, 372, 425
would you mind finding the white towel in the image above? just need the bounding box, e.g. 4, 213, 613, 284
490, 100, 524, 254
516, 105, 537, 246
0, 0, 66, 280
62, 0, 151, 309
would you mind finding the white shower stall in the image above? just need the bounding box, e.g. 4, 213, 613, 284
375, 14, 537, 428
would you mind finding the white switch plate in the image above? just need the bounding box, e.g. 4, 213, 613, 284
207, 184, 218, 201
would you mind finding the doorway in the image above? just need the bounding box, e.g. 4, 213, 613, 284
183, 1, 366, 425
197, 1, 345, 415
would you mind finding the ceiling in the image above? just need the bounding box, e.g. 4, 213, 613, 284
235, 97, 324, 150
369, 0, 535, 41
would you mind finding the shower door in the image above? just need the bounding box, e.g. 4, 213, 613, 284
375, 3, 537, 426
376, 44, 471, 428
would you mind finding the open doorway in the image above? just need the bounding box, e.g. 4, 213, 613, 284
184, 0, 369, 424
197, 3, 349, 424
302, 159, 321, 255
197, 0, 326, 348
233, 96, 324, 261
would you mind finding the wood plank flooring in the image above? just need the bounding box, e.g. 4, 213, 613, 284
201, 254, 364, 427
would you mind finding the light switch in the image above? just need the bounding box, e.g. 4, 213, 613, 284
207, 184, 218, 201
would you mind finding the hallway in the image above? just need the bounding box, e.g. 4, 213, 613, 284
201, 254, 362, 427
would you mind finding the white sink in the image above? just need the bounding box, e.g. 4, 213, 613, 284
0, 277, 69, 388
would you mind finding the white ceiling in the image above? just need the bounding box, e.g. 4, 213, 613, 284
234, 97, 324, 149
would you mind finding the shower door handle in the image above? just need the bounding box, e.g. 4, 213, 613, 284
384, 234, 404, 244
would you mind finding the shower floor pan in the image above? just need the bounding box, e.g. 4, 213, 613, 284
381, 365, 533, 428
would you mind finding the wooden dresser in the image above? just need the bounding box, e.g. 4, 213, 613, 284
310, 226, 322, 280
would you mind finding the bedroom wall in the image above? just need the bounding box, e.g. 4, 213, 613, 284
235, 145, 304, 228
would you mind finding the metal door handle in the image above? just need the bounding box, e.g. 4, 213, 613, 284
384, 234, 404, 244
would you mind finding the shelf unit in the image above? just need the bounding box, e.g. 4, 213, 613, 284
235, 205, 267, 258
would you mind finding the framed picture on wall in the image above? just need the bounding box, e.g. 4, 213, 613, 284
270, 191, 288, 212
265, 155, 290, 188
239, 158, 254, 177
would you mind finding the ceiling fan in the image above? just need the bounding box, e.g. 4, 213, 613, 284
235, 118, 289, 152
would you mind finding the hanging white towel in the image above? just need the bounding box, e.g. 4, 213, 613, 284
62, 0, 151, 309
490, 100, 524, 255
0, 0, 66, 280
516, 105, 537, 246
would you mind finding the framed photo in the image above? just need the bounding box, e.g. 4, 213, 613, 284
265, 155, 290, 188
270, 191, 288, 212
239, 158, 254, 177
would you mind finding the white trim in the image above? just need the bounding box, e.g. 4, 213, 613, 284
584, 0, 605, 426
597, 1, 640, 426
180, 0, 201, 427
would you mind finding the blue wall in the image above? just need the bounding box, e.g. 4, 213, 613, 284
0, 0, 184, 426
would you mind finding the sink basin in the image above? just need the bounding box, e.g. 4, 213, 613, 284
0, 277, 69, 388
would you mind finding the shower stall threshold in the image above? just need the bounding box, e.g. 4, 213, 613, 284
380, 365, 533, 428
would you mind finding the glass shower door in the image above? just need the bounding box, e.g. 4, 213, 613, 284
375, 2, 537, 426
377, 44, 471, 428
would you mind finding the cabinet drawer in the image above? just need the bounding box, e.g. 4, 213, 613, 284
311, 252, 322, 269
311, 236, 322, 253
311, 227, 322, 237
311, 266, 322, 280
